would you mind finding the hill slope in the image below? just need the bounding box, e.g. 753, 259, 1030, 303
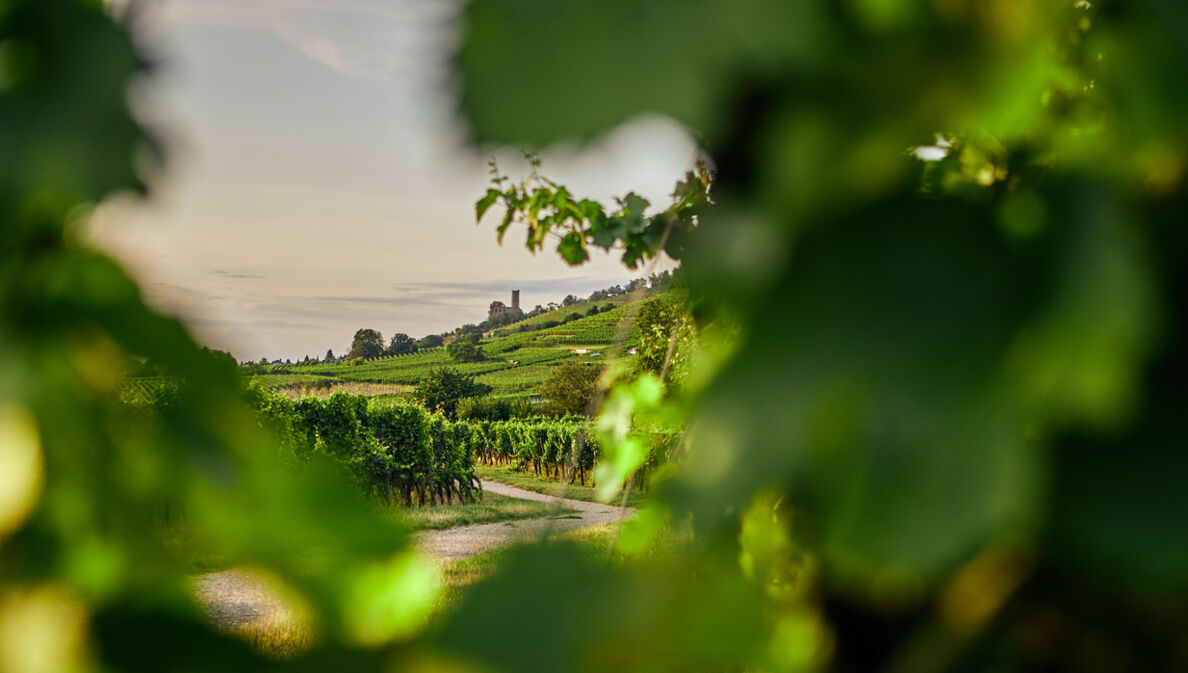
254, 290, 675, 399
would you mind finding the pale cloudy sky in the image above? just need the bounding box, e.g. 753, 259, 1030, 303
89, 0, 696, 362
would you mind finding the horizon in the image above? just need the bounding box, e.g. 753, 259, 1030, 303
87, 0, 691, 362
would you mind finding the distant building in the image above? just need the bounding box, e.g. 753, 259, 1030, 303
489, 290, 523, 318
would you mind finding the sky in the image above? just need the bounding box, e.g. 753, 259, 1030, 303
89, 0, 697, 362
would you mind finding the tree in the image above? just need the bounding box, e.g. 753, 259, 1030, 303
634, 294, 695, 384
480, 310, 522, 331
455, 396, 513, 422
539, 361, 604, 416
410, 367, 492, 420
325, 349, 335, 362
348, 328, 384, 359
455, 323, 481, 336
561, 294, 579, 306
387, 333, 417, 356
418, 334, 444, 349
447, 332, 485, 362
200, 348, 237, 371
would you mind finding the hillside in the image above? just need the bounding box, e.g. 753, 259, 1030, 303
490, 294, 634, 335
252, 291, 672, 399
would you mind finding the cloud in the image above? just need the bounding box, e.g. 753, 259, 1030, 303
213, 271, 265, 280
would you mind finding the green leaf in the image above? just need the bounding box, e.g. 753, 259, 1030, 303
557, 231, 589, 265
589, 214, 618, 249
497, 207, 515, 244
475, 188, 502, 222
552, 185, 571, 210
577, 199, 604, 220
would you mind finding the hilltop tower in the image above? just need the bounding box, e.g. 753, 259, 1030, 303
488, 289, 524, 318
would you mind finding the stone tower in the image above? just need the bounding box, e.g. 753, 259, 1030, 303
511, 290, 520, 310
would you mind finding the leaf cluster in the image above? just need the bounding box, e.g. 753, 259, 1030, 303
476, 155, 712, 268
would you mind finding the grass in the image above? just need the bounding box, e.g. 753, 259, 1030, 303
224, 601, 314, 659
393, 491, 573, 531
475, 464, 648, 508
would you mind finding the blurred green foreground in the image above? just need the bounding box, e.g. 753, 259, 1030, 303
3, 1, 1188, 672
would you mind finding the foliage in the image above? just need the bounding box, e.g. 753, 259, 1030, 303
11, 0, 1188, 671
418, 333, 444, 349
633, 293, 696, 385
349, 328, 385, 359
469, 415, 676, 490
386, 333, 418, 356
446, 332, 485, 363
455, 396, 530, 423
2, 3, 422, 671
478, 309, 522, 330
539, 361, 604, 417
460, 0, 1188, 670
477, 154, 712, 268
410, 367, 493, 420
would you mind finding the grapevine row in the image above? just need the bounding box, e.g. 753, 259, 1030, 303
470, 418, 680, 490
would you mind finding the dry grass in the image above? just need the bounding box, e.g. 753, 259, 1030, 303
191, 570, 315, 658
233, 607, 315, 658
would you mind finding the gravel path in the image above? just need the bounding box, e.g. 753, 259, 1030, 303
193, 479, 633, 628
416, 479, 633, 561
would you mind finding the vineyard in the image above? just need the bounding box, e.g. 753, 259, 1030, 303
238, 292, 673, 399
473, 417, 678, 490
489, 295, 632, 335
126, 383, 672, 502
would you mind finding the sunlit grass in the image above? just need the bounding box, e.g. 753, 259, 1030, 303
393, 491, 573, 531
233, 605, 314, 659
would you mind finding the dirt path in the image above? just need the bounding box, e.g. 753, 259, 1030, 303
416, 479, 633, 561
193, 479, 632, 628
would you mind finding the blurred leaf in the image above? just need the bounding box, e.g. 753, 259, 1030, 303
0, 404, 43, 541
557, 231, 588, 265
475, 188, 501, 222
437, 543, 768, 673
457, 0, 835, 146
